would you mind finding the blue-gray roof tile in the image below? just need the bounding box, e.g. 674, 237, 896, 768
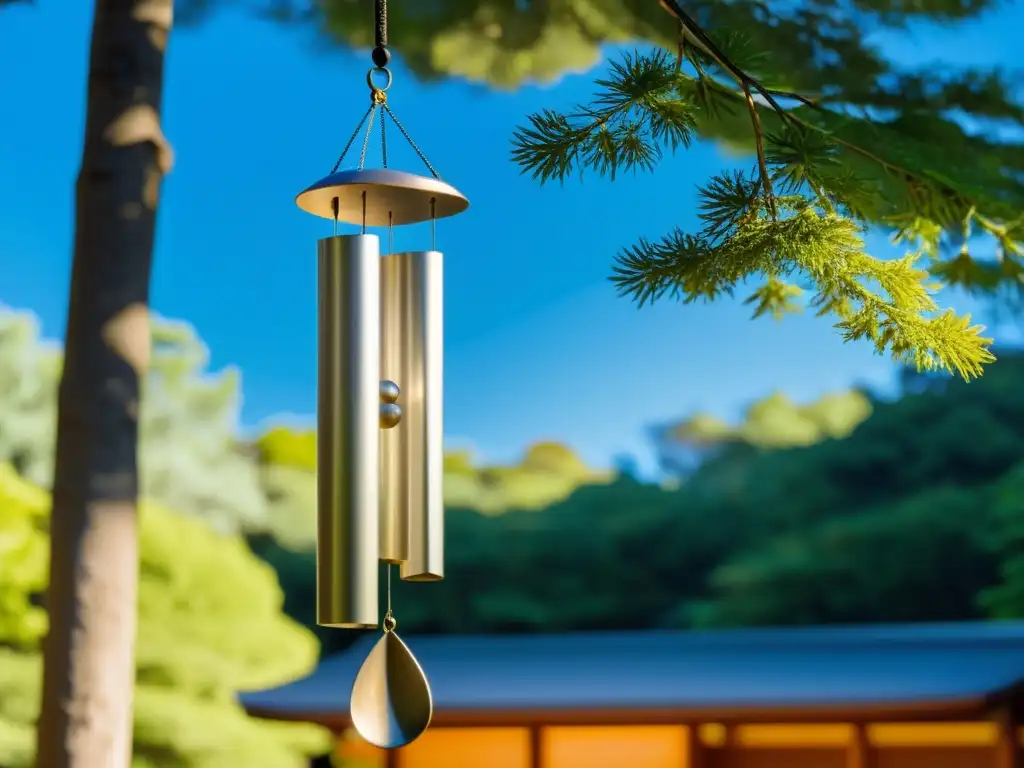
240, 622, 1024, 718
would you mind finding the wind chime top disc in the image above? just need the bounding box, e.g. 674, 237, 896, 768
296, 168, 469, 227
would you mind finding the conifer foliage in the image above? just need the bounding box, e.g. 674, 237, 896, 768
512, 1, 1022, 379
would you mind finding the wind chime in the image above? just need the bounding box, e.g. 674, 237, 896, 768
295, 0, 468, 750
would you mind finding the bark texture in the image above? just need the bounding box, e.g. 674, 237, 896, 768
36, 0, 173, 765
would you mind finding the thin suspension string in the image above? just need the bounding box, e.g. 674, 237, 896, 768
330, 103, 374, 174
383, 105, 440, 179
339, 103, 441, 179
358, 104, 379, 170
387, 564, 392, 617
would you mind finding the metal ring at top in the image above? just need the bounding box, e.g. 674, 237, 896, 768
367, 66, 392, 93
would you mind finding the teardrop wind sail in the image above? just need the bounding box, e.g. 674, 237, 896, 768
350, 619, 434, 749
296, 0, 466, 751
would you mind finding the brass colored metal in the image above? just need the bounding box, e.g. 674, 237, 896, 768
379, 379, 403, 539
379, 412, 406, 562
378, 265, 408, 564
367, 66, 392, 95
380, 379, 401, 403
316, 234, 381, 629
380, 402, 402, 429
350, 623, 433, 749
380, 380, 402, 431
296, 168, 469, 226
381, 251, 445, 582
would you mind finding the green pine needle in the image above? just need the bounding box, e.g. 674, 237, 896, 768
746, 277, 805, 319
510, 45, 1019, 380
510, 51, 695, 183
612, 196, 996, 379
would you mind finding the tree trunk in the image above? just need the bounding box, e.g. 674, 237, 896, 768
36, 0, 173, 765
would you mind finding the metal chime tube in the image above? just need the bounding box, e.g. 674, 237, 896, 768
317, 234, 382, 627
380, 250, 445, 581
379, 298, 407, 564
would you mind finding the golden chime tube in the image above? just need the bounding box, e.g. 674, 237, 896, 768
317, 234, 381, 627
380, 250, 445, 581
380, 301, 408, 565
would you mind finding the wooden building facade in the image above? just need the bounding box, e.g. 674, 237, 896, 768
241, 622, 1024, 768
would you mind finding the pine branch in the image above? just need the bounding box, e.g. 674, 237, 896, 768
611, 196, 996, 378
746, 277, 804, 319
657, 0, 984, 218
743, 83, 777, 218
510, 51, 696, 184
509, 2, 1018, 380
658, 0, 793, 119
697, 171, 760, 242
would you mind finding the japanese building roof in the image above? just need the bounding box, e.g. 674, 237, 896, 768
240, 621, 1024, 725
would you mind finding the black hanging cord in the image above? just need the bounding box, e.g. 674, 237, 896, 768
372, 0, 390, 68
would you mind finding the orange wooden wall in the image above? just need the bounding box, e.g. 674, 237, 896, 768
335, 722, 1021, 768
401, 728, 531, 768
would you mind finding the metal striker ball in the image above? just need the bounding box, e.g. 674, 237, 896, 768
380, 379, 401, 403
380, 403, 402, 429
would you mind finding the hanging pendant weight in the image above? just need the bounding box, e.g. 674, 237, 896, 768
296, 168, 468, 227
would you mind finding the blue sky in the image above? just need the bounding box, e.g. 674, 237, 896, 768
0, 2, 1021, 472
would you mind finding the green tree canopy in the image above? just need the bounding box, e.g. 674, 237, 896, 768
293, 0, 1016, 93
652, 388, 874, 476
650, 349, 1024, 626
689, 485, 999, 628
978, 462, 1024, 619
0, 464, 329, 768
0, 310, 268, 535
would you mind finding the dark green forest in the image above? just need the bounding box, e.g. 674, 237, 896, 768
256, 348, 1024, 657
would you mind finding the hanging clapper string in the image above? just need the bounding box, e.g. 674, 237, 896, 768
383, 564, 396, 633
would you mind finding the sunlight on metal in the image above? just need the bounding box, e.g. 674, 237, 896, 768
350, 628, 434, 748
316, 234, 380, 629
296, 168, 468, 226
